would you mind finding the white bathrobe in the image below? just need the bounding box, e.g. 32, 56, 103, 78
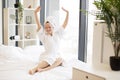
37, 26, 64, 65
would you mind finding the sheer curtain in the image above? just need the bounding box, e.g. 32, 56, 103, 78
0, 0, 2, 44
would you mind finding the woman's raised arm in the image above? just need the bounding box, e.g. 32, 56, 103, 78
61, 7, 69, 29
34, 6, 42, 32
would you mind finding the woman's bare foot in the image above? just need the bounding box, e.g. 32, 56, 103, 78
37, 67, 51, 72
29, 68, 37, 75
37, 68, 44, 72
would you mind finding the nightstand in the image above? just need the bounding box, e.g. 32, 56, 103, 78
72, 60, 120, 80
73, 67, 105, 80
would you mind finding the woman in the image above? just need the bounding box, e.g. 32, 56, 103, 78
29, 6, 69, 75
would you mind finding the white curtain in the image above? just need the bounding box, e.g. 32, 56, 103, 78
0, 0, 2, 45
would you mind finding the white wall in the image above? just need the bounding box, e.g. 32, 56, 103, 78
87, 0, 96, 64
102, 23, 114, 64
92, 22, 114, 65
88, 0, 113, 65
23, 0, 39, 8
92, 22, 105, 65
0, 0, 2, 44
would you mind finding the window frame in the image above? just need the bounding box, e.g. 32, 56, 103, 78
78, 0, 88, 62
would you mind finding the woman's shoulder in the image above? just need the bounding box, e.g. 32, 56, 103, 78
54, 26, 65, 38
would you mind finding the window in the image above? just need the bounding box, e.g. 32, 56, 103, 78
45, 0, 80, 60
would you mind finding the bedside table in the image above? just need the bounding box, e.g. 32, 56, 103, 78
72, 60, 120, 80
73, 67, 105, 80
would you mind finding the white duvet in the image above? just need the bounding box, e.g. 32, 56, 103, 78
0, 45, 77, 80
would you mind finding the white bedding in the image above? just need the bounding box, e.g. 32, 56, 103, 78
0, 61, 72, 80
0, 45, 77, 80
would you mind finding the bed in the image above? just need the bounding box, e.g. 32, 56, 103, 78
0, 45, 78, 80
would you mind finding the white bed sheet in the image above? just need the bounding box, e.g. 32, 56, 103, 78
0, 45, 77, 80
0, 60, 72, 80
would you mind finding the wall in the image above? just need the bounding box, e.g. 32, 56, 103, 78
0, 0, 2, 45
92, 22, 105, 65
92, 22, 114, 65
88, 0, 113, 65
87, 0, 96, 64
102, 23, 114, 64
23, 0, 39, 8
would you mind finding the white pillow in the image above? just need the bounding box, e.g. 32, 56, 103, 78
0, 45, 45, 63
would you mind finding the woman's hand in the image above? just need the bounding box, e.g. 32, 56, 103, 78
62, 7, 69, 13
35, 6, 41, 13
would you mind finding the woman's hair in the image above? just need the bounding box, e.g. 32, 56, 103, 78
44, 16, 56, 28
46, 21, 49, 23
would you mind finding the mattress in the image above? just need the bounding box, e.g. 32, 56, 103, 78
0, 45, 77, 80
0, 61, 72, 80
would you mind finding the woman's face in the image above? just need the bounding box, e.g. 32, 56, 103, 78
44, 22, 54, 35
